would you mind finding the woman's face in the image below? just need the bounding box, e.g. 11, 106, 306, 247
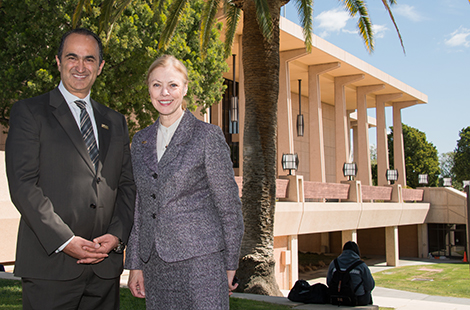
148, 65, 188, 120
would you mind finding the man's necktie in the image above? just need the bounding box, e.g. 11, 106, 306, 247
75, 100, 99, 170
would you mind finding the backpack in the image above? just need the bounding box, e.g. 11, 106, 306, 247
288, 280, 330, 304
329, 258, 365, 306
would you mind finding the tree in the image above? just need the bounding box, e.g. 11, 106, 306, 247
0, 0, 228, 136
370, 145, 378, 186
207, 1, 403, 296
440, 151, 455, 179
0, 0, 72, 125
452, 126, 470, 185
388, 124, 440, 188
74, 0, 405, 296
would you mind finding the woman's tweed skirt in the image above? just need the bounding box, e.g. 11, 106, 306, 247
143, 249, 229, 309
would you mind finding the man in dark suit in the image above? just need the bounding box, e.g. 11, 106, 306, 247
5, 28, 135, 310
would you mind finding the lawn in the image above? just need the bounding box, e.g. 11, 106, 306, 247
2, 263, 469, 309
373, 262, 470, 299
0, 279, 292, 310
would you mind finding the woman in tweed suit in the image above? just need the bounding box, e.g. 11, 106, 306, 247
125, 55, 244, 309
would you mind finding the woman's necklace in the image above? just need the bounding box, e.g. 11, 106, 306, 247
161, 128, 170, 149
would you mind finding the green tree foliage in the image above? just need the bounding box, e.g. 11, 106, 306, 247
388, 124, 440, 188
370, 144, 378, 185
0, 0, 228, 136
0, 0, 72, 124
452, 127, 470, 185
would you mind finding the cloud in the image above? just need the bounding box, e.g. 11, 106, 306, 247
316, 8, 352, 36
315, 8, 388, 40
394, 4, 424, 22
445, 27, 470, 47
372, 24, 388, 39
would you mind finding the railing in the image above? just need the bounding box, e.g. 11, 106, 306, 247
234, 177, 289, 199
304, 181, 349, 200
361, 185, 392, 201
234, 176, 425, 203
402, 188, 424, 202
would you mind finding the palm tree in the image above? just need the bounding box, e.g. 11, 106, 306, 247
74, 0, 404, 296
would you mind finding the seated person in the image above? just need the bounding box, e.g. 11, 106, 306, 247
326, 241, 375, 306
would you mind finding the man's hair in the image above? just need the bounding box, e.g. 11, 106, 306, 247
343, 241, 361, 256
57, 28, 104, 63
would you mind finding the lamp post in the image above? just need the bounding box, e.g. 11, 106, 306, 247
230, 54, 238, 124
282, 153, 299, 176
297, 79, 304, 137
418, 174, 428, 186
386, 169, 399, 184
443, 178, 452, 187
342, 162, 357, 181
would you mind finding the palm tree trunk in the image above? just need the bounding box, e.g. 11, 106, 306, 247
237, 0, 283, 296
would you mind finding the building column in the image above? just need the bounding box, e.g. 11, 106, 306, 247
392, 101, 417, 187
237, 35, 245, 177
376, 94, 402, 186
386, 226, 399, 266
288, 235, 298, 289
334, 75, 364, 183
278, 48, 309, 177
308, 62, 340, 182
321, 232, 330, 253
356, 85, 384, 186
341, 229, 357, 247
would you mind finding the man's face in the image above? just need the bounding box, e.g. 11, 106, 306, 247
55, 33, 105, 98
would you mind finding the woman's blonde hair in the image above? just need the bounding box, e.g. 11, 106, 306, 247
147, 55, 189, 109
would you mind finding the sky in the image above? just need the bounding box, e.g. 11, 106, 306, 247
283, 0, 470, 155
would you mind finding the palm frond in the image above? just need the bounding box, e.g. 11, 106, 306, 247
340, 0, 374, 52
253, 0, 273, 42
104, 0, 133, 44
151, 0, 166, 23
292, 0, 313, 52
357, 15, 374, 53
200, 0, 222, 57
341, 0, 359, 16
223, 2, 241, 58
98, 0, 114, 36
381, 0, 405, 54
158, 0, 189, 50
72, 0, 88, 29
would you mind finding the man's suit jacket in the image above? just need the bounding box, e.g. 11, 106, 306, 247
125, 110, 243, 271
5, 87, 136, 280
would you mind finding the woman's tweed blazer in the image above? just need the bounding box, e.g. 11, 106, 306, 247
125, 110, 244, 271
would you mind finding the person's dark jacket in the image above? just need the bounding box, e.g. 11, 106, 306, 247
326, 249, 375, 300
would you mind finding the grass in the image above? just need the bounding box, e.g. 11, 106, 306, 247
0, 280, 21, 310
373, 262, 470, 299
0, 279, 292, 310
2, 263, 469, 309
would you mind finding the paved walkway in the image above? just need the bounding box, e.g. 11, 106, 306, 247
2, 258, 470, 309
296, 257, 470, 310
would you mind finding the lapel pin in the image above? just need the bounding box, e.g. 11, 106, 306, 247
142, 140, 147, 144
101, 124, 109, 130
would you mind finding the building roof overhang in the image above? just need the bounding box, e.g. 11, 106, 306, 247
224, 15, 427, 111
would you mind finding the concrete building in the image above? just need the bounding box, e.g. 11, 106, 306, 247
0, 15, 467, 292
202, 16, 468, 291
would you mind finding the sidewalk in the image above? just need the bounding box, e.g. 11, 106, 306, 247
296, 257, 470, 310
3, 258, 470, 309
